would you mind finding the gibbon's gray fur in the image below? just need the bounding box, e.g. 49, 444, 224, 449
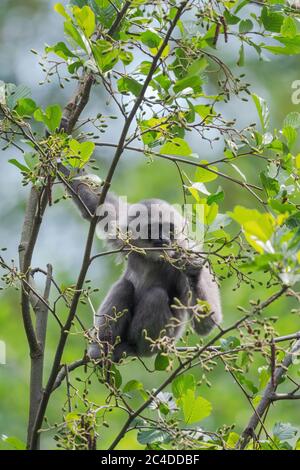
62, 167, 222, 362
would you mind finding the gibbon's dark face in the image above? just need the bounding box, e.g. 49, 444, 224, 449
137, 221, 175, 247
126, 199, 187, 257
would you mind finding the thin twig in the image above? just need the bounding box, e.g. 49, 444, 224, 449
238, 336, 300, 449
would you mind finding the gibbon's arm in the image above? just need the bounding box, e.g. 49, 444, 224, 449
57, 163, 131, 249
57, 164, 128, 244
186, 263, 222, 336
57, 163, 103, 219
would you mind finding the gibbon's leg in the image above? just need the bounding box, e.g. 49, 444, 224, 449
128, 287, 174, 356
189, 264, 222, 335
88, 278, 135, 362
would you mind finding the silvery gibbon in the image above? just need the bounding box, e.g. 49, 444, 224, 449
60, 166, 222, 362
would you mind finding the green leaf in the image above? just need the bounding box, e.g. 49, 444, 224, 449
239, 19, 253, 33
229, 206, 274, 253
154, 74, 171, 92
173, 75, 203, 94
24, 152, 39, 170
180, 389, 212, 424
237, 43, 245, 66
139, 116, 167, 145
110, 365, 122, 389
34, 104, 62, 133
93, 40, 119, 72
235, 372, 258, 395
273, 423, 298, 441
54, 3, 70, 19
117, 77, 143, 97
14, 98, 37, 117
207, 190, 224, 205
224, 10, 240, 25
286, 212, 300, 229
119, 50, 133, 65
66, 139, 95, 167
252, 93, 269, 132
169, 48, 189, 79
46, 41, 77, 60
260, 172, 280, 197
65, 411, 81, 431
94, 0, 122, 28
68, 60, 82, 74
95, 0, 110, 7
1, 435, 26, 450
160, 138, 192, 156
284, 111, 300, 129
138, 61, 152, 75
172, 374, 196, 399
64, 21, 87, 51
137, 429, 170, 445
263, 34, 300, 55
140, 30, 161, 49
195, 161, 218, 183
9, 159, 30, 173
226, 432, 240, 449
194, 104, 215, 123
187, 57, 208, 76
264, 45, 300, 55
154, 353, 169, 371
73, 5, 95, 37
261, 6, 284, 33
123, 379, 144, 393
258, 366, 270, 391
280, 16, 297, 38
282, 126, 297, 148
269, 200, 293, 215
203, 202, 218, 225
6, 83, 31, 110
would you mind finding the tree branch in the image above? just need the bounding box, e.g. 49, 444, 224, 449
27, 264, 52, 449
18, 187, 45, 356
238, 336, 300, 449
94, 142, 263, 193
60, 1, 132, 134
52, 358, 88, 392
271, 393, 300, 401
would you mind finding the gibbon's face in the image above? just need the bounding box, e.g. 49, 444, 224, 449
126, 200, 187, 258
